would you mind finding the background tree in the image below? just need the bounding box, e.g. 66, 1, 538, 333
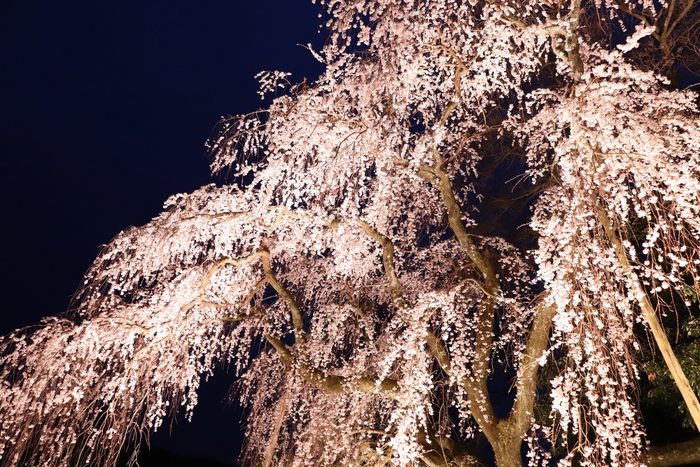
2, 1, 700, 466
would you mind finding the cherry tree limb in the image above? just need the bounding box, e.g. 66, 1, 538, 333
595, 202, 700, 431
263, 335, 400, 400
358, 220, 408, 308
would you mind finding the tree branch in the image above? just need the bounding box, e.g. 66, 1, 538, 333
503, 302, 557, 439
358, 220, 408, 308
426, 330, 451, 375
427, 149, 501, 440
595, 202, 700, 431
263, 334, 400, 400
260, 249, 305, 337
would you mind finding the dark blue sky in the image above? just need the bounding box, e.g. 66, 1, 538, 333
0, 1, 325, 464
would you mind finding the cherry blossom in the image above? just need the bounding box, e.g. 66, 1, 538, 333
2, 1, 700, 466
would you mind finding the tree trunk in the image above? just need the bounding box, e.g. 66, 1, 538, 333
492, 436, 523, 467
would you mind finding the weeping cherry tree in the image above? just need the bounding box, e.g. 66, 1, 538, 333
3, 0, 700, 466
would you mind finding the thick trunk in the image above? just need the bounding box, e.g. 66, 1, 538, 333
492, 436, 523, 467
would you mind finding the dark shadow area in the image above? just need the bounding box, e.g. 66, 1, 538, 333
117, 447, 239, 467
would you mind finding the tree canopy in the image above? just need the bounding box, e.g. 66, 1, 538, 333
2, 1, 700, 466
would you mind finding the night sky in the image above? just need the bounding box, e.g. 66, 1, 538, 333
0, 1, 325, 464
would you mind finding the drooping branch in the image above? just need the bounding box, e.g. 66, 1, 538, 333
264, 334, 400, 400
595, 202, 700, 431
359, 217, 491, 466
416, 149, 502, 442
425, 329, 451, 375
358, 220, 408, 308
259, 245, 404, 399
260, 249, 305, 337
